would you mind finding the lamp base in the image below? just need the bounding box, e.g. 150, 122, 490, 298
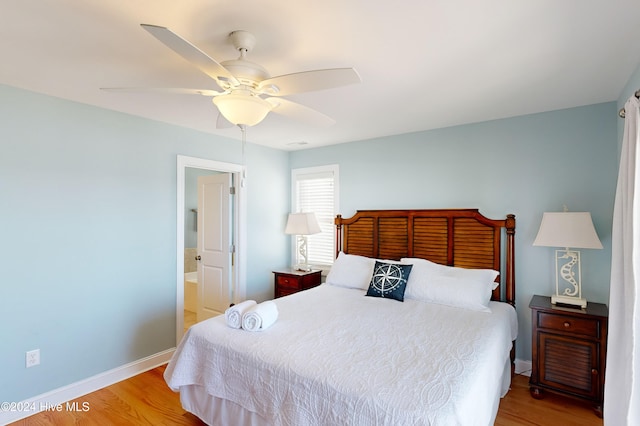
293, 263, 312, 272
551, 294, 587, 309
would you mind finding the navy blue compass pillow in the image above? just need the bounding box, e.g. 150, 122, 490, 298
366, 261, 413, 301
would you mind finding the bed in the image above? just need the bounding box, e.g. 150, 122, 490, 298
164, 208, 517, 426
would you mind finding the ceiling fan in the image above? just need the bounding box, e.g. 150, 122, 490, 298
103, 24, 361, 128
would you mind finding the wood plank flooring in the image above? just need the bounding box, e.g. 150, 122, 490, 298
497, 373, 603, 426
10, 366, 603, 425
184, 310, 197, 333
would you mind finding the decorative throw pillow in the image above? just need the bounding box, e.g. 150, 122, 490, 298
365, 261, 413, 301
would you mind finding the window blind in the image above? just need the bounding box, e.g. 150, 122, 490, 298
292, 167, 338, 267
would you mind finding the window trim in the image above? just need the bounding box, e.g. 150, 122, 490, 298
291, 164, 339, 273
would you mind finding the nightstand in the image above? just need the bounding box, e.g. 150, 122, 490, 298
529, 294, 608, 417
273, 269, 322, 298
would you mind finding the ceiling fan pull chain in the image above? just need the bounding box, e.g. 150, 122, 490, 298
240, 124, 247, 187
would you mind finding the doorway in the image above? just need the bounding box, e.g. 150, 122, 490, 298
176, 155, 246, 344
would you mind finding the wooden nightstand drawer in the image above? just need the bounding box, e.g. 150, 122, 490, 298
273, 269, 321, 298
276, 275, 298, 289
537, 312, 600, 338
275, 286, 298, 298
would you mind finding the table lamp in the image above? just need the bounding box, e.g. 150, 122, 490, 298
533, 211, 603, 308
285, 212, 321, 271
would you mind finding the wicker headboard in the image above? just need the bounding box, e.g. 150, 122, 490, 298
335, 209, 516, 305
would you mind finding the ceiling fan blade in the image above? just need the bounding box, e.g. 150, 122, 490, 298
265, 97, 335, 127
141, 24, 239, 88
258, 68, 361, 97
100, 87, 223, 96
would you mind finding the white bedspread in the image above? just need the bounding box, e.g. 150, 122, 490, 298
165, 284, 517, 426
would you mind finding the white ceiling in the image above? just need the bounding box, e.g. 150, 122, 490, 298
2, 1, 639, 151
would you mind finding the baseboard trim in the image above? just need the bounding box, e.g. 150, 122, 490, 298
515, 358, 532, 376
0, 348, 175, 425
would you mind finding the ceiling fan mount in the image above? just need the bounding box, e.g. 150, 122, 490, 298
228, 30, 256, 54
102, 24, 361, 127
218, 30, 270, 90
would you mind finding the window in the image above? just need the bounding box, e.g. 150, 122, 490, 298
291, 165, 339, 269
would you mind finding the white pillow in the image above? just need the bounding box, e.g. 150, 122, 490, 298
325, 252, 375, 290
400, 257, 496, 311
401, 257, 500, 289
401, 259, 441, 300
423, 275, 493, 312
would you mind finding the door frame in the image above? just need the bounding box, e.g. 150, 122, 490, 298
176, 155, 246, 343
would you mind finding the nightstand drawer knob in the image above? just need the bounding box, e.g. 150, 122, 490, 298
563, 321, 571, 328
592, 369, 598, 375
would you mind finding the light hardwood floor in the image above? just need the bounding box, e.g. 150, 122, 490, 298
184, 310, 197, 333
10, 366, 603, 425
496, 373, 603, 426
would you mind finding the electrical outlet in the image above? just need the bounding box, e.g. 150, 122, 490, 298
26, 349, 40, 368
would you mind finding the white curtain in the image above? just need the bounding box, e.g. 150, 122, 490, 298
604, 94, 640, 425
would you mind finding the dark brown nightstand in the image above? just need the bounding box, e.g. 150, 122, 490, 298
273, 269, 322, 298
529, 294, 608, 417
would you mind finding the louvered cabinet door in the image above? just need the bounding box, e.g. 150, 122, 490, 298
529, 295, 608, 418
538, 333, 599, 398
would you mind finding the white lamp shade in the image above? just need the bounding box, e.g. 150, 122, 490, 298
533, 212, 603, 249
285, 212, 321, 235
213, 93, 272, 126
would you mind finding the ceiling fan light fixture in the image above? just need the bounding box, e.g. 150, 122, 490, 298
213, 93, 272, 126
113, 26, 360, 128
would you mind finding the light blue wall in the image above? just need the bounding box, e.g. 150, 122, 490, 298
244, 140, 292, 301
290, 102, 619, 361
0, 70, 629, 403
0, 84, 289, 402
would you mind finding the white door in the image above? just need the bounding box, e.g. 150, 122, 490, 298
196, 173, 232, 321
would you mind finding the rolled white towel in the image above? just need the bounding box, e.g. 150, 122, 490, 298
241, 301, 279, 332
224, 300, 257, 329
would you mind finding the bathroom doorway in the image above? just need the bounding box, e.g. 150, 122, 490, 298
176, 155, 246, 343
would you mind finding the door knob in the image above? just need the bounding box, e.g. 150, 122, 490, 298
195, 255, 201, 261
